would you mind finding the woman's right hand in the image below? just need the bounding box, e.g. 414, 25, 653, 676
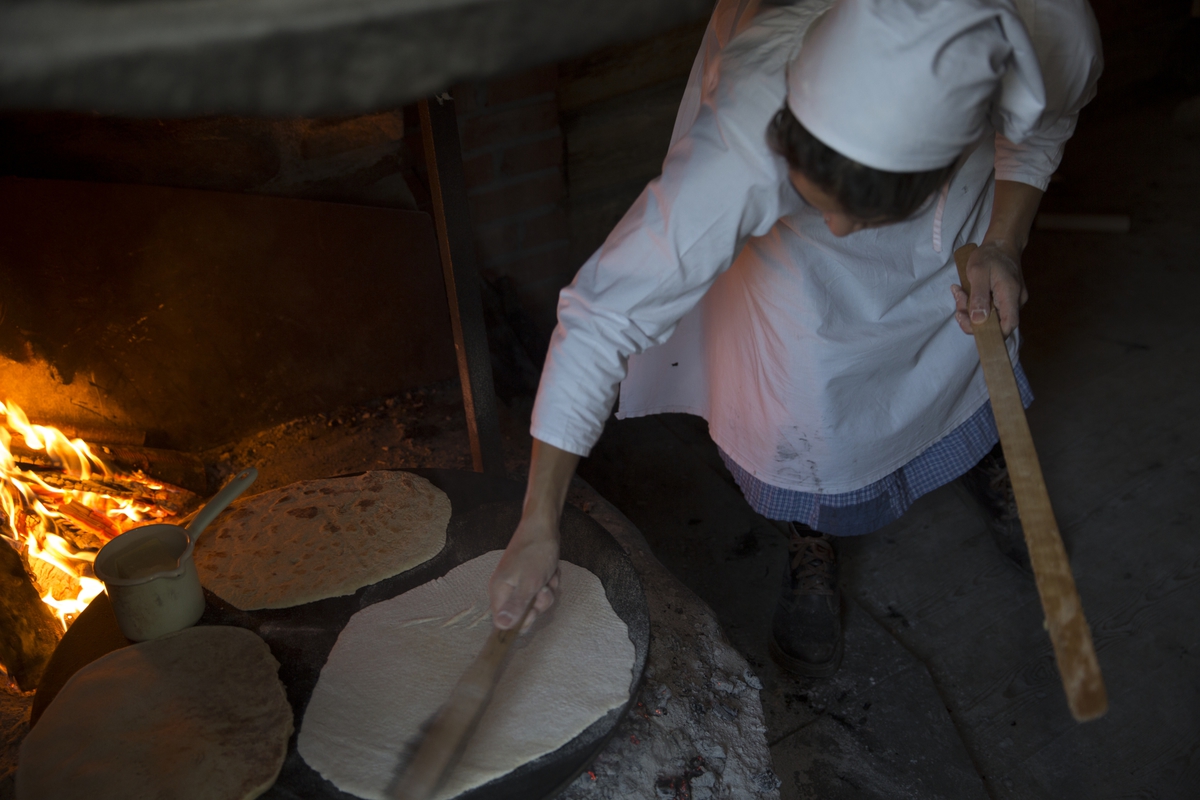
488, 516, 561, 632
488, 438, 580, 632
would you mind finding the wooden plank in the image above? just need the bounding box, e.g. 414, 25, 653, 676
954, 243, 1107, 722
391, 602, 532, 799
418, 98, 505, 477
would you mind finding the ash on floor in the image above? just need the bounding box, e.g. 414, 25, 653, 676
559, 484, 779, 800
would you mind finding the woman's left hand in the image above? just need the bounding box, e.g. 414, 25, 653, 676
951, 240, 1028, 337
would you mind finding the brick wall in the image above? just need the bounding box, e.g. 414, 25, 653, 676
451, 66, 571, 335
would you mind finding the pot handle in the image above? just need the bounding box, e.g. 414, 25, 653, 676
187, 467, 258, 542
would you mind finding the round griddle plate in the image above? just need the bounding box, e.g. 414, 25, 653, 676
35, 469, 649, 800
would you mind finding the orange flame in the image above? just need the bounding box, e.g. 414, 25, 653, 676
0, 401, 154, 629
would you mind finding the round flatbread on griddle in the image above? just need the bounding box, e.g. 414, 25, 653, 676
17, 626, 292, 800
195, 470, 451, 610
298, 550, 636, 800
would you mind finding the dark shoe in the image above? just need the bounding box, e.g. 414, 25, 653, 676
769, 523, 843, 678
959, 443, 1030, 572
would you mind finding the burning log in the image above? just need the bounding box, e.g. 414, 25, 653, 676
8, 440, 205, 503
96, 444, 208, 497
0, 407, 145, 448
0, 400, 200, 631
20, 422, 145, 448
0, 539, 62, 692
25, 471, 137, 500
58, 501, 121, 541
31, 468, 199, 517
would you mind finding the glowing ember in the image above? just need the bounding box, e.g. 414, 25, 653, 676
0, 400, 187, 629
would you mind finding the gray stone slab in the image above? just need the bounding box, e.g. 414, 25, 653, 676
1024, 329, 1200, 537
759, 592, 916, 749
770, 605, 987, 800
1011, 461, 1200, 798
844, 376, 1200, 800
0, 0, 713, 116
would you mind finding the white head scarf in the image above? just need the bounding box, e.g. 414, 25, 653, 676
786, 0, 1047, 172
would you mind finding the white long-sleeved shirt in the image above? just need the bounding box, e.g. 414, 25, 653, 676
531, 0, 1102, 493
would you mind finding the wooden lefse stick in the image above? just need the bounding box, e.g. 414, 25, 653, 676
954, 244, 1107, 722
390, 601, 534, 800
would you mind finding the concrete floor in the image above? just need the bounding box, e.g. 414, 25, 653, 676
578, 93, 1200, 799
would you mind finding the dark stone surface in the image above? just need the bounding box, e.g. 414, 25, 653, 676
0, 0, 714, 116
0, 544, 60, 694
0, 689, 30, 792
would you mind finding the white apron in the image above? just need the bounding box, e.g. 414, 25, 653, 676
529, 0, 1101, 494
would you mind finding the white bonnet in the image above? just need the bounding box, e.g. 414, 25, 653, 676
786, 0, 1047, 172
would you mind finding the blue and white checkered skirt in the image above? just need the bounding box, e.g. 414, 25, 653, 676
719, 363, 1034, 536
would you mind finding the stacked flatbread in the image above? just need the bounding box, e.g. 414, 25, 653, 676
298, 550, 637, 800
17, 626, 292, 800
195, 470, 451, 610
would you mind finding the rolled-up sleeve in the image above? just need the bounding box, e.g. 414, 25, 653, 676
994, 0, 1104, 189
531, 83, 796, 456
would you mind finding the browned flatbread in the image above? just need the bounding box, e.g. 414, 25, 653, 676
17, 626, 291, 800
195, 470, 450, 610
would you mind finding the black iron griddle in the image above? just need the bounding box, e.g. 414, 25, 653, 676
197, 468, 651, 800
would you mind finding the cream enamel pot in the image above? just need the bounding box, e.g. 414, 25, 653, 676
94, 467, 257, 641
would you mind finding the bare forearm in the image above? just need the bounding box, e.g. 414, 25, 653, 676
982, 179, 1043, 256
488, 439, 578, 630
520, 438, 580, 532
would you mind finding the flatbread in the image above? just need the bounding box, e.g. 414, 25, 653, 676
17, 626, 292, 800
298, 550, 636, 800
195, 470, 450, 610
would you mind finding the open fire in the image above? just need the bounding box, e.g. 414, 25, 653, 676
0, 401, 196, 629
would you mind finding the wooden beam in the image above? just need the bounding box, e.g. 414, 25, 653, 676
954, 244, 1107, 722
419, 96, 505, 477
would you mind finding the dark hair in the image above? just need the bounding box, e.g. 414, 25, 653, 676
768, 106, 955, 222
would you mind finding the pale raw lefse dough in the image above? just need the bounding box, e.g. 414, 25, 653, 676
195, 470, 450, 610
17, 626, 292, 800
298, 550, 636, 800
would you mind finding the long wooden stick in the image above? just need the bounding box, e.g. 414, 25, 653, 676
390, 603, 533, 799
419, 96, 506, 478
955, 244, 1107, 722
